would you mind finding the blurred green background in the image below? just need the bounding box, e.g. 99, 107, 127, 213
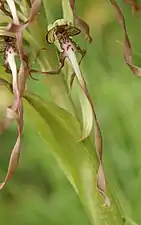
1, 0, 141, 224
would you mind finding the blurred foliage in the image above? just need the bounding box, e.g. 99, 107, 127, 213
1, 0, 141, 224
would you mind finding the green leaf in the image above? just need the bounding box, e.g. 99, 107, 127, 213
24, 92, 125, 225
24, 91, 81, 139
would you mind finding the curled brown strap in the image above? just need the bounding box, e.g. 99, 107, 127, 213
110, 0, 141, 76
69, 0, 92, 43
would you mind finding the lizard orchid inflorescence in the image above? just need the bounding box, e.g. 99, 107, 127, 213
0, 0, 110, 208
31, 19, 110, 206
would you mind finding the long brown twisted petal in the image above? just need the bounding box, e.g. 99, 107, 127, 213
0, 44, 23, 188
0, 101, 23, 189
69, 0, 92, 43
0, 43, 24, 189
110, 0, 141, 75
0, 0, 30, 188
0, 44, 24, 189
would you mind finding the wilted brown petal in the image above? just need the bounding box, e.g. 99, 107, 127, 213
97, 164, 110, 206
0, 101, 23, 189
0, 44, 23, 188
0, 0, 41, 188
0, 47, 24, 188
69, 0, 92, 43
110, 0, 141, 76
2, 11, 24, 188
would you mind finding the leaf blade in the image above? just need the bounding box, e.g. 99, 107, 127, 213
24, 92, 125, 225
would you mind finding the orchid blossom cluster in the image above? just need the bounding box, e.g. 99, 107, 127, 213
0, 0, 139, 210
0, 0, 111, 207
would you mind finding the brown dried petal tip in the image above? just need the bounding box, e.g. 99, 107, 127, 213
110, 0, 141, 76
69, 0, 92, 43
